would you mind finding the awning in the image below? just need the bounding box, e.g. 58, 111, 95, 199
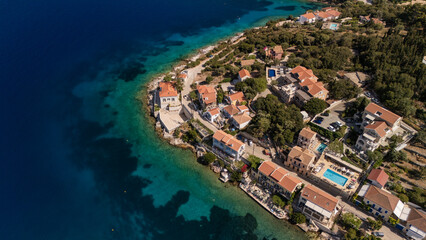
358, 184, 370, 197
305, 201, 332, 218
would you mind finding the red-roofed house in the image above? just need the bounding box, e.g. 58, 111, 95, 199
403, 208, 426, 240
298, 184, 339, 225
325, 10, 341, 19
265, 45, 284, 60
231, 112, 252, 129
197, 85, 217, 109
285, 146, 316, 176
299, 12, 316, 24
227, 91, 245, 105
212, 130, 245, 161
298, 127, 317, 149
278, 175, 303, 199
158, 82, 179, 109
203, 107, 221, 123
238, 69, 251, 82
314, 11, 333, 21
355, 103, 402, 152
367, 169, 389, 189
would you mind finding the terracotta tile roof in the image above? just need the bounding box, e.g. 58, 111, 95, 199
237, 105, 249, 112
228, 92, 245, 103
365, 121, 388, 138
301, 12, 316, 20
288, 146, 315, 165
213, 130, 244, 152
301, 185, 339, 212
223, 105, 240, 116
299, 127, 317, 140
241, 59, 255, 66
159, 82, 178, 98
238, 69, 251, 79
258, 161, 278, 176
326, 10, 341, 18
291, 66, 317, 82
407, 208, 426, 232
364, 185, 401, 212
197, 85, 217, 105
177, 73, 187, 79
232, 112, 252, 125
367, 169, 389, 187
278, 175, 302, 193
207, 107, 220, 116
315, 11, 332, 19
305, 82, 328, 97
365, 103, 401, 126
273, 45, 284, 54
270, 168, 288, 182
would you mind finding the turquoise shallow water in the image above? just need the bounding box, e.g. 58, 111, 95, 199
71, 1, 324, 239
1, 0, 323, 239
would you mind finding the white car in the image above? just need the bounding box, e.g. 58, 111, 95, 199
365, 92, 371, 97
328, 126, 336, 132
335, 121, 343, 127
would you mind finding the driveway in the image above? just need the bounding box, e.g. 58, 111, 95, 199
312, 101, 347, 131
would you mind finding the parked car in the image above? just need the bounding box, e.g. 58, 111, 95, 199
331, 123, 340, 130
313, 117, 324, 124
321, 112, 329, 116
248, 140, 253, 146
372, 232, 384, 238
335, 121, 343, 127
328, 125, 336, 132
372, 98, 379, 103
365, 91, 371, 97
263, 149, 271, 155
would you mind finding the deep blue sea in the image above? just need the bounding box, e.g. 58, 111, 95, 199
0, 0, 323, 239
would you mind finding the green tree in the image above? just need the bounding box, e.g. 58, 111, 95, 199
290, 212, 306, 224
304, 98, 328, 115
340, 212, 362, 230
247, 155, 262, 170
328, 139, 344, 155
398, 193, 409, 203
367, 217, 383, 230
272, 195, 286, 208
189, 91, 198, 101
206, 76, 213, 83
345, 228, 357, 240
203, 152, 216, 165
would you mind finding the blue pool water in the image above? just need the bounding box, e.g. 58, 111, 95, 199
268, 69, 276, 77
330, 23, 338, 30
323, 169, 348, 186
316, 143, 327, 153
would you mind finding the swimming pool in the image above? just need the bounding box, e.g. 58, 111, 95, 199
316, 143, 327, 153
268, 69, 276, 77
330, 23, 338, 30
323, 169, 348, 186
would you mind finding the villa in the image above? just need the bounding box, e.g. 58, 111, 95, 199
212, 130, 245, 161
158, 82, 180, 110
358, 184, 405, 221
297, 184, 340, 226
298, 9, 341, 24
265, 45, 284, 60
355, 103, 402, 152
284, 146, 315, 176
399, 208, 426, 240
222, 104, 248, 118
299, 12, 316, 24
367, 168, 389, 189
238, 69, 251, 82
203, 107, 221, 123
297, 127, 317, 150
177, 73, 188, 81
226, 91, 245, 105
231, 112, 252, 130
197, 85, 217, 109
256, 161, 303, 200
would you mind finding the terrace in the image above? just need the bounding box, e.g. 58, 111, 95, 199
310, 155, 361, 196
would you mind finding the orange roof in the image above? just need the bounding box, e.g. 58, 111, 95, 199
228, 92, 245, 103
177, 73, 187, 79
365, 103, 401, 126
326, 10, 341, 18
213, 130, 244, 152
364, 185, 401, 212
224, 105, 240, 116
365, 121, 388, 138
288, 146, 315, 165
301, 185, 339, 212
238, 69, 251, 79
232, 112, 252, 125
237, 105, 249, 112
278, 175, 302, 193
258, 161, 278, 176
367, 169, 389, 187
207, 107, 220, 116
299, 127, 316, 140
241, 59, 255, 67
273, 45, 284, 54
159, 82, 178, 98
315, 11, 332, 19
301, 12, 316, 20
305, 82, 328, 97
291, 66, 309, 75
407, 208, 426, 232
270, 168, 288, 182
291, 66, 317, 82
197, 85, 217, 104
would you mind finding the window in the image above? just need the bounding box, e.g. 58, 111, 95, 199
367, 201, 369, 203
163, 99, 166, 102
385, 210, 387, 214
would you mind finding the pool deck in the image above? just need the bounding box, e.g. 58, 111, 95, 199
311, 155, 360, 196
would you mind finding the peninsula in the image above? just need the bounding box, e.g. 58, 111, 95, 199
146, 1, 426, 240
